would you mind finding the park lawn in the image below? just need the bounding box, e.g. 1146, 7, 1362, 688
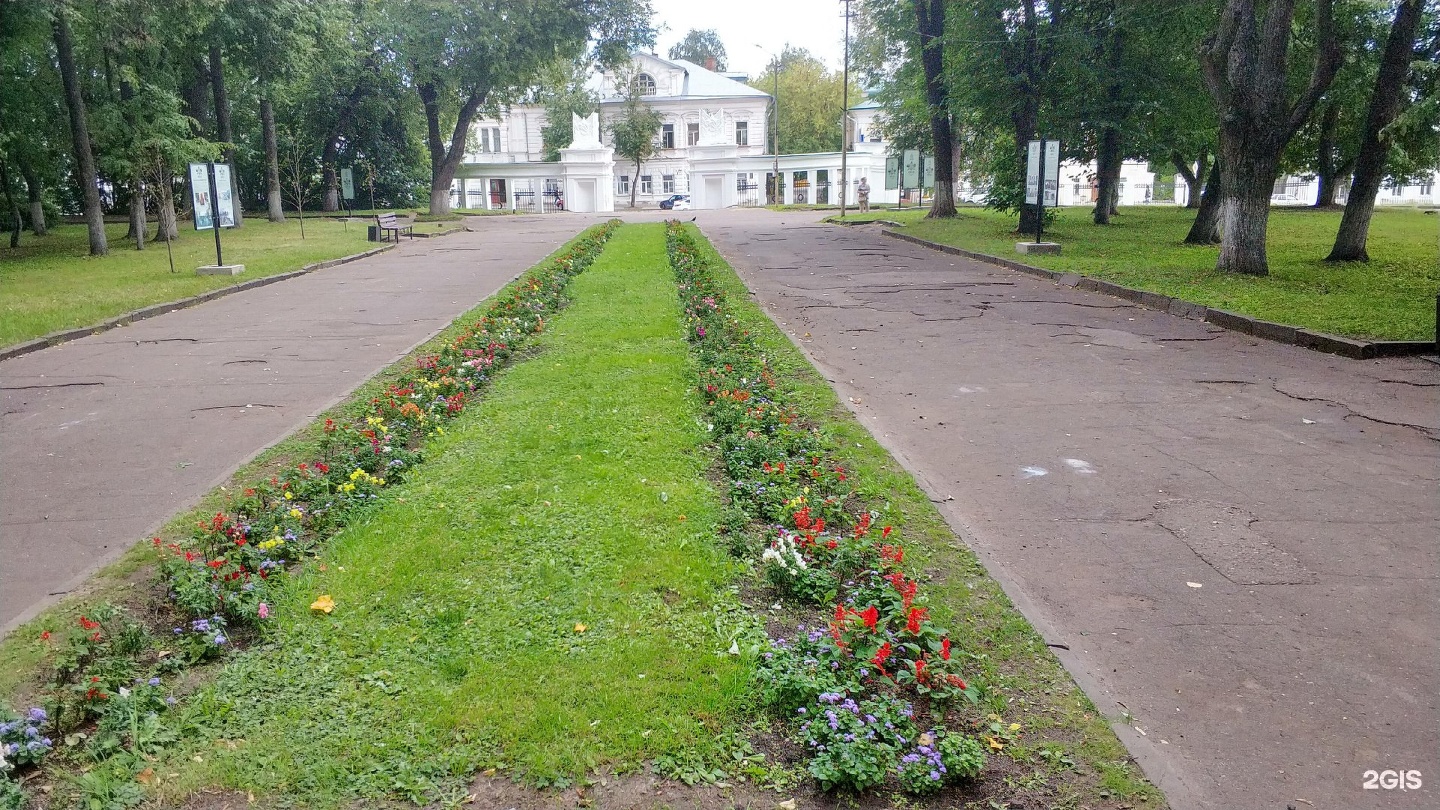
0, 219, 372, 348
149, 223, 754, 804
836, 205, 1438, 341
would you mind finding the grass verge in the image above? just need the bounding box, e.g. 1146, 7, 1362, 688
680, 223, 1166, 807
833, 206, 1438, 341
139, 223, 752, 804
0, 220, 372, 347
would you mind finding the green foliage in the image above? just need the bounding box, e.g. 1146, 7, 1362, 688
607, 72, 664, 203
668, 29, 728, 70
749, 48, 858, 155
533, 60, 598, 162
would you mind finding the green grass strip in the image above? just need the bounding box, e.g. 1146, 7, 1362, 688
835, 206, 1438, 341
677, 225, 1166, 805
155, 223, 752, 805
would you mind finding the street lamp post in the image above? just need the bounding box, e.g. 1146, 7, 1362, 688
757, 44, 782, 205
840, 0, 851, 217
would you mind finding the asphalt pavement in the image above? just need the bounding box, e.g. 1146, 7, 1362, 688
0, 215, 586, 632
699, 208, 1438, 810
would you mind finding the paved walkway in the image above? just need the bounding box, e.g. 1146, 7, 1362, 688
699, 208, 1438, 810
0, 215, 586, 632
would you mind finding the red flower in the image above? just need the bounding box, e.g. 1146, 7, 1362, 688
39, 630, 51, 641
914, 658, 927, 681
207, 559, 226, 569
89, 632, 101, 642
947, 674, 967, 689
825, 539, 838, 550
315, 462, 330, 474
871, 641, 893, 672
906, 607, 928, 634
860, 605, 879, 631
881, 526, 893, 540
79, 616, 100, 630
941, 638, 951, 661
834, 603, 848, 623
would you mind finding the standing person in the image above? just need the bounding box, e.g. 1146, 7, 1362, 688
857, 176, 871, 213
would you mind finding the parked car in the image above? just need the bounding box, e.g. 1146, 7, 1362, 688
671, 196, 692, 211
658, 194, 689, 210
1270, 193, 1305, 206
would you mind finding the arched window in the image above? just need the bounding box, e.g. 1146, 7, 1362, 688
633, 73, 656, 95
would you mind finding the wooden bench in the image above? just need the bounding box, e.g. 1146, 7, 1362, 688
375, 212, 413, 242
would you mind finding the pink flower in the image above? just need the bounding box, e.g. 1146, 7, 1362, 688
258, 603, 270, 619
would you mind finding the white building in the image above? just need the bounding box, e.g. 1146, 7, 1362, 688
452, 53, 897, 212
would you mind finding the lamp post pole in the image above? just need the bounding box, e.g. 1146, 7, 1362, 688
840, 0, 851, 217
773, 58, 781, 204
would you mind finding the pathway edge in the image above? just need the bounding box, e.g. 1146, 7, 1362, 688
879, 227, 1435, 360
0, 243, 399, 363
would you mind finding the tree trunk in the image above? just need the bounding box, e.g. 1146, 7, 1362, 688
128, 177, 146, 250
1171, 149, 1209, 209
321, 138, 340, 212
1007, 0, 1042, 233
1184, 158, 1223, 244
52, 4, 107, 256
1313, 101, 1340, 208
1094, 128, 1122, 224
630, 161, 640, 208
183, 58, 211, 136
916, 0, 956, 218
209, 45, 242, 226
153, 172, 178, 241
0, 158, 21, 248
1200, 0, 1341, 275
261, 97, 284, 221
1327, 0, 1425, 262
18, 157, 46, 235
1215, 149, 1280, 274
419, 82, 485, 216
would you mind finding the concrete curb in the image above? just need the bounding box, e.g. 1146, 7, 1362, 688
0, 243, 397, 363
881, 229, 1435, 360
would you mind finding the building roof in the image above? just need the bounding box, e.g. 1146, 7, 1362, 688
592, 54, 771, 102
849, 98, 882, 111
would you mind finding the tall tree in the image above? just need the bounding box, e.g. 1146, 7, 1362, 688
1201, 0, 1343, 275
1327, 0, 1428, 261
915, 0, 957, 217
52, 1, 107, 255
384, 0, 654, 215
209, 43, 242, 225
668, 28, 728, 69
749, 47, 857, 155
607, 71, 663, 208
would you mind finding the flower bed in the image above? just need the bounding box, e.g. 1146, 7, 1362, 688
666, 221, 992, 795
3, 221, 621, 801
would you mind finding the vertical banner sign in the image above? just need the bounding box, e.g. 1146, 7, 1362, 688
190, 162, 214, 231
341, 167, 356, 200
902, 149, 921, 188
1043, 140, 1060, 207
884, 156, 900, 190
922, 154, 935, 188
213, 163, 236, 228
1025, 140, 1041, 205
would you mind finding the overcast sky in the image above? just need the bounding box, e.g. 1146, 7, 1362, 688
650, 0, 852, 77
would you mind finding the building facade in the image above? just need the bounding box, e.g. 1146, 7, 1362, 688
452, 53, 897, 212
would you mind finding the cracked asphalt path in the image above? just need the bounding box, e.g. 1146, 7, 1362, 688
0, 215, 586, 631
700, 208, 1438, 810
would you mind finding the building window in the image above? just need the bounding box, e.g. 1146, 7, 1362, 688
640, 175, 653, 195
634, 73, 656, 95
663, 174, 675, 194
687, 122, 700, 146
479, 127, 501, 153
735, 121, 748, 146
616, 175, 630, 195
661, 124, 675, 149
1421, 178, 1434, 195
1392, 182, 1403, 197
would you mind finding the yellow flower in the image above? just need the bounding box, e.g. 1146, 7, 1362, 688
310, 594, 335, 614
574, 623, 587, 633
284, 491, 294, 500
289, 509, 302, 519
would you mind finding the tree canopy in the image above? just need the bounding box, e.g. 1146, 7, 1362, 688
668, 28, 729, 69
